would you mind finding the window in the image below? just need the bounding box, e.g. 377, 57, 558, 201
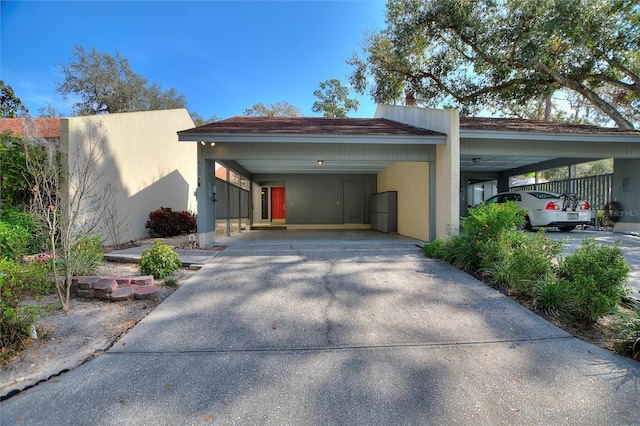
215, 162, 228, 181
215, 162, 249, 190
529, 192, 558, 199
503, 193, 522, 202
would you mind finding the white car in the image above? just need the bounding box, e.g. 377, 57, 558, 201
484, 191, 592, 232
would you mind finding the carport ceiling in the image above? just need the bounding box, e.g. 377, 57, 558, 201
236, 159, 398, 174
460, 154, 558, 172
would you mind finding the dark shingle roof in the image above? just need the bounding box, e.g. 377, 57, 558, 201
179, 116, 444, 137
460, 116, 639, 135
0, 118, 61, 138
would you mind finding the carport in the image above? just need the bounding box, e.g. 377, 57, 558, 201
178, 113, 453, 245
178, 105, 640, 244
457, 117, 640, 234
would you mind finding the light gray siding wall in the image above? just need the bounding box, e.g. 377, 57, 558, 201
612, 159, 640, 225
253, 174, 377, 224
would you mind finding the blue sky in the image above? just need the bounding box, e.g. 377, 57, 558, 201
1, 0, 388, 120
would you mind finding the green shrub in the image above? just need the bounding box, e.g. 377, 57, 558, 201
559, 238, 630, 323
139, 240, 182, 279
532, 278, 573, 319
596, 209, 615, 228
476, 231, 562, 296
614, 300, 640, 359
61, 235, 105, 276
504, 232, 563, 297
0, 222, 31, 260
440, 234, 478, 271
0, 210, 40, 260
163, 276, 179, 288
422, 239, 446, 259
476, 231, 520, 270
0, 133, 44, 209
0, 258, 51, 361
145, 207, 197, 237
462, 201, 525, 241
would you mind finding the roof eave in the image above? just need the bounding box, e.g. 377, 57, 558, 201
178, 132, 446, 145
460, 129, 640, 143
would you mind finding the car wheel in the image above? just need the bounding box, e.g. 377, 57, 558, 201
558, 225, 576, 232
523, 216, 533, 231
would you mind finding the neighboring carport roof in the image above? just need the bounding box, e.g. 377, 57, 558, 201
460, 116, 640, 136
459, 117, 640, 173
179, 116, 444, 138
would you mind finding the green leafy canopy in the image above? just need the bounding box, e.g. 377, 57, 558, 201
57, 46, 187, 116
349, 0, 640, 129
312, 79, 360, 118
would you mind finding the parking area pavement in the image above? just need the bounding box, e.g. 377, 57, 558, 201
2, 230, 639, 424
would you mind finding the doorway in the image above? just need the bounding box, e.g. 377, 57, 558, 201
271, 187, 286, 221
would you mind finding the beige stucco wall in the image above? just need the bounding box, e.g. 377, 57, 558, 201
377, 162, 430, 241
375, 105, 460, 238
63, 109, 197, 245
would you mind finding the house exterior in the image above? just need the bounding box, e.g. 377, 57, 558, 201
1, 109, 197, 245
178, 105, 640, 245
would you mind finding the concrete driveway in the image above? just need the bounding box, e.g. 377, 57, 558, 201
2, 231, 639, 424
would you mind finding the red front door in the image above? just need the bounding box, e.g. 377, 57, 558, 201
271, 187, 286, 220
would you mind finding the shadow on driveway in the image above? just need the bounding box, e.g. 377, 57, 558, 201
3, 231, 639, 424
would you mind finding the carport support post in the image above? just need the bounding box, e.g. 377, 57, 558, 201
225, 167, 231, 237
569, 164, 577, 193
374, 106, 460, 240
434, 110, 460, 238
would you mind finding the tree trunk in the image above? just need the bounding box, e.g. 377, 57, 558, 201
537, 63, 634, 130
544, 95, 551, 121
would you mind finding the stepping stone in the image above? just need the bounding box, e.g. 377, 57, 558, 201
76, 289, 95, 299
93, 279, 118, 300
111, 286, 135, 301
131, 276, 154, 286
134, 285, 159, 300
77, 276, 101, 289
71, 276, 88, 286
94, 290, 111, 300
93, 279, 118, 293
116, 277, 134, 286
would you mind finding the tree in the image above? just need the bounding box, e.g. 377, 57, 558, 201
349, 0, 640, 129
0, 81, 29, 118
190, 112, 219, 126
311, 79, 360, 117
57, 46, 187, 115
244, 101, 302, 117
22, 117, 115, 311
37, 102, 63, 118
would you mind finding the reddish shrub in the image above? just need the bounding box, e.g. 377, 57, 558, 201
145, 207, 196, 237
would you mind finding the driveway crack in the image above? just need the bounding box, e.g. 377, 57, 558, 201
322, 262, 337, 345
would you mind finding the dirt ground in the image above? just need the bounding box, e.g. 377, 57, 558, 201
1, 262, 198, 399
